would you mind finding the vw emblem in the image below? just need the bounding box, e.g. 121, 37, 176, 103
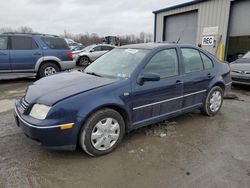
240, 71, 245, 75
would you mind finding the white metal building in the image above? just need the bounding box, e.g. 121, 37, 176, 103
153, 0, 250, 62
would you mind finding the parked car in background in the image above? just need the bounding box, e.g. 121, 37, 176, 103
14, 43, 231, 156
230, 50, 250, 85
73, 44, 115, 67
71, 45, 85, 51
64, 38, 83, 50
0, 33, 75, 78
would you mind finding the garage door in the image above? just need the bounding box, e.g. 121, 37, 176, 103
163, 11, 198, 44
229, 0, 250, 37
227, 0, 250, 62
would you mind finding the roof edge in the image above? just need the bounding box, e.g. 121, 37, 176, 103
153, 0, 208, 14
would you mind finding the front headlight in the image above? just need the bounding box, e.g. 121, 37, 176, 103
29, 104, 51, 120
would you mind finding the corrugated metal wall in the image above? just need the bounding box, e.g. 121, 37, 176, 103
155, 0, 234, 57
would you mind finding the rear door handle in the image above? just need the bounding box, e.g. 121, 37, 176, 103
34, 52, 42, 55
176, 80, 183, 85
207, 73, 212, 78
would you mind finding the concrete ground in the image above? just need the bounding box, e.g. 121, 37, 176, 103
0, 78, 249, 188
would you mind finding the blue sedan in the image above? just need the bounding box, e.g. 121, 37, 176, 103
14, 43, 232, 156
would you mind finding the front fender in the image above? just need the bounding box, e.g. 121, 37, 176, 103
47, 80, 132, 131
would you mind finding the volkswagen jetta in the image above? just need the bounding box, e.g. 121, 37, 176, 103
14, 43, 232, 156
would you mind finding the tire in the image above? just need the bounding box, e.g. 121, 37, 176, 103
38, 62, 60, 78
201, 86, 224, 116
79, 108, 125, 156
78, 56, 90, 68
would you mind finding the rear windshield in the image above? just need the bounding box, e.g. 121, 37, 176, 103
41, 37, 69, 49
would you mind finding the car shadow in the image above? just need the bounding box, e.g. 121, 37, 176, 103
232, 84, 250, 91
0, 77, 36, 84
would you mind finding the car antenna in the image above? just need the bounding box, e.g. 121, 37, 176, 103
176, 24, 188, 43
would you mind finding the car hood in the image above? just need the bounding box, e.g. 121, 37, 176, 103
25, 71, 117, 105
230, 59, 250, 71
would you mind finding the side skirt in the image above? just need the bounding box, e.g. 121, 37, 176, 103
130, 103, 203, 131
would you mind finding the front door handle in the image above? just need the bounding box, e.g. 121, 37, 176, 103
176, 80, 183, 85
207, 73, 212, 78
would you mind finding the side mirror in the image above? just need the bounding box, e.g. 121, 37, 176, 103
90, 49, 94, 53
137, 72, 160, 85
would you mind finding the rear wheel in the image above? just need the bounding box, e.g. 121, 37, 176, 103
201, 86, 224, 116
38, 62, 60, 78
79, 108, 125, 156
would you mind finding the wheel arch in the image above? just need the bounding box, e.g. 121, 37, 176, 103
77, 55, 90, 65
208, 76, 226, 92
34, 56, 61, 72
79, 104, 131, 133
38, 60, 61, 72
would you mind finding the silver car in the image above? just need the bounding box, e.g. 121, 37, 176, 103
230, 51, 250, 85
73, 44, 115, 67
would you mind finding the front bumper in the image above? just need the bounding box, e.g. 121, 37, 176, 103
231, 72, 250, 85
59, 60, 76, 70
14, 106, 78, 151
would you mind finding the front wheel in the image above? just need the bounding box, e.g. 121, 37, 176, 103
79, 108, 125, 156
201, 86, 224, 116
78, 56, 90, 68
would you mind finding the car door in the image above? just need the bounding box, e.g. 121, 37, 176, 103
9, 36, 43, 71
0, 36, 10, 71
90, 46, 104, 61
100, 46, 114, 55
180, 47, 215, 109
131, 48, 183, 127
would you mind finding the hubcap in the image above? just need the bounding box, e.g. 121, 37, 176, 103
91, 118, 120, 151
80, 57, 89, 66
209, 91, 222, 112
44, 66, 57, 76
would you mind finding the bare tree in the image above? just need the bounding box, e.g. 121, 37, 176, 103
0, 27, 14, 33
17, 26, 34, 33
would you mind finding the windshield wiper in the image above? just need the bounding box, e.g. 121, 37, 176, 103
85, 71, 102, 77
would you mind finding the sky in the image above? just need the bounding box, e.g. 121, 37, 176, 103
0, 0, 190, 36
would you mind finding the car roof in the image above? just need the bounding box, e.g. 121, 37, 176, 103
0, 32, 59, 38
118, 42, 197, 50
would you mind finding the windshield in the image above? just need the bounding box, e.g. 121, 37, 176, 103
243, 51, 250, 59
85, 48, 149, 78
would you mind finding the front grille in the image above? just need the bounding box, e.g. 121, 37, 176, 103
20, 97, 29, 112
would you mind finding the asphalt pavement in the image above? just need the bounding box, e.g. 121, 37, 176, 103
0, 78, 249, 188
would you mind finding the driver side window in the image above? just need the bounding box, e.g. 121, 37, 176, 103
142, 49, 179, 78
93, 46, 101, 52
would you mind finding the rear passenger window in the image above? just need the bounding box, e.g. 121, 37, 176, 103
41, 37, 69, 49
143, 49, 179, 78
10, 36, 38, 50
181, 48, 204, 73
0, 36, 8, 50
200, 52, 213, 69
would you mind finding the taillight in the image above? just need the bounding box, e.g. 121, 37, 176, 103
66, 51, 73, 60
